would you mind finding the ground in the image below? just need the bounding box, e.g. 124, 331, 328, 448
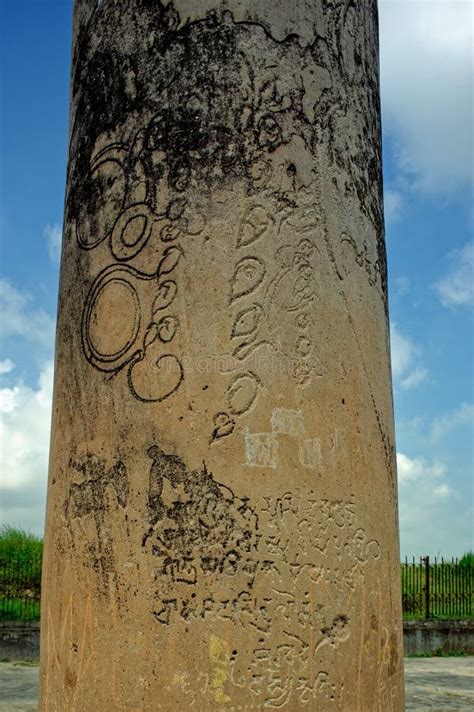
0, 658, 472, 711
404, 657, 473, 711
0, 662, 37, 711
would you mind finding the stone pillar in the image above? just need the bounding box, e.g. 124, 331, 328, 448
40, 1, 404, 709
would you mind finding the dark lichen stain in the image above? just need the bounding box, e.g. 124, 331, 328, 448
320, 614, 350, 642
66, 454, 129, 522
69, 5, 251, 220
67, 1, 386, 298
143, 444, 259, 587
66, 454, 129, 595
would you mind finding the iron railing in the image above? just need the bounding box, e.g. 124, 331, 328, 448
0, 553, 472, 621
401, 556, 473, 620
0, 553, 42, 621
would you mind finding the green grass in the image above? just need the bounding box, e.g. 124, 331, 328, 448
459, 551, 474, 568
0, 598, 41, 621
0, 525, 43, 566
0, 526, 473, 623
0, 526, 42, 622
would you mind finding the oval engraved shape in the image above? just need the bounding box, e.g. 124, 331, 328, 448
76, 158, 127, 250
111, 203, 153, 261
296, 335, 312, 357
157, 315, 179, 343
160, 221, 181, 243
122, 215, 147, 247
158, 246, 183, 276
87, 279, 140, 361
152, 280, 178, 315
129, 351, 184, 403
212, 412, 235, 441
231, 304, 262, 339
227, 372, 260, 416
230, 257, 266, 303
237, 206, 272, 248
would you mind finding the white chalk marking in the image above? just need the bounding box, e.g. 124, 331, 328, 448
271, 407, 305, 438
245, 431, 278, 468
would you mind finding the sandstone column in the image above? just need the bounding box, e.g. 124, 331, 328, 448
40, 1, 404, 709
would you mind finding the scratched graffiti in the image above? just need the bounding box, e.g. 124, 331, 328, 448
148, 482, 388, 708
68, 1, 387, 410
142, 444, 261, 621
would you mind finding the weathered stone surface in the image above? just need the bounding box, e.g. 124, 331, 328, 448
40, 1, 404, 709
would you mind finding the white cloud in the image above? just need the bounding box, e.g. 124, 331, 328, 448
0, 359, 15, 375
44, 223, 62, 263
384, 188, 404, 224
396, 451, 465, 557
0, 280, 56, 535
390, 322, 428, 389
431, 402, 474, 442
432, 483, 454, 499
380, 0, 473, 195
435, 241, 474, 307
0, 278, 55, 352
0, 361, 53, 535
390, 323, 416, 379
397, 451, 446, 485
0, 386, 19, 413
400, 367, 428, 390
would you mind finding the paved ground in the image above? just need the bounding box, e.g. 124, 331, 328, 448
404, 657, 474, 711
0, 657, 472, 710
0, 663, 38, 712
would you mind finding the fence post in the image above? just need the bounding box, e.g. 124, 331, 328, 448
424, 555, 430, 620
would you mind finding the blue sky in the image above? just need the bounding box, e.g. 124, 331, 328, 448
0, 0, 472, 557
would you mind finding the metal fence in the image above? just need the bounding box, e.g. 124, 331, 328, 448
402, 556, 473, 620
0, 553, 473, 621
0, 554, 42, 621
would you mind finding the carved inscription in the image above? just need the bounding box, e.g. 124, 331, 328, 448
69, 3, 387, 410
335, 232, 384, 296
143, 445, 261, 618
62, 439, 388, 709
50, 2, 400, 709
76, 118, 205, 402
147, 469, 381, 708
214, 233, 322, 442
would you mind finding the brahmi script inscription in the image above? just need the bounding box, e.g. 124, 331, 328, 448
59, 444, 398, 709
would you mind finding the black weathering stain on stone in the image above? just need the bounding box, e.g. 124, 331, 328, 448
64, 445, 260, 592
66, 454, 129, 522
65, 454, 129, 593
67, 0, 386, 267
68, 4, 251, 220
143, 444, 260, 587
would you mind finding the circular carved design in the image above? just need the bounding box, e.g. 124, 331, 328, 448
111, 203, 154, 261
82, 267, 141, 369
